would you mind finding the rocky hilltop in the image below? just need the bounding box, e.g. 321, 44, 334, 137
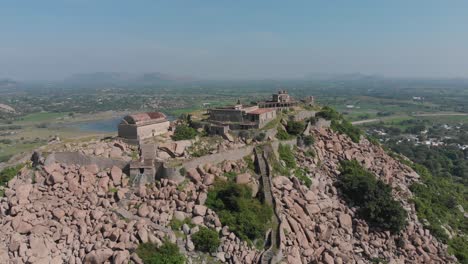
273, 128, 455, 263
0, 125, 457, 263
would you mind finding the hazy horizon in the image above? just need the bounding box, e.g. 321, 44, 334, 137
2, 0, 468, 80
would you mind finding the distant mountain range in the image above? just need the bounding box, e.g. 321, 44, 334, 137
62, 72, 196, 87
304, 73, 384, 81
0, 78, 18, 89
2, 73, 468, 91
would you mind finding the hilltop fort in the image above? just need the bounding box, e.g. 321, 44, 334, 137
0, 90, 457, 264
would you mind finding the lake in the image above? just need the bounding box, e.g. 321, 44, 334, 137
73, 117, 123, 133
74, 114, 175, 133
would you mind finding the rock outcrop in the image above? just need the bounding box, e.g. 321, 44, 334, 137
0, 126, 457, 263
0, 157, 260, 263
272, 128, 455, 263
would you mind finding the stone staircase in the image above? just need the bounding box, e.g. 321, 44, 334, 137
255, 145, 282, 264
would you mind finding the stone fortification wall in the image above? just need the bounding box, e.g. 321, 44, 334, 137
293, 110, 316, 121
182, 146, 254, 170
45, 152, 128, 171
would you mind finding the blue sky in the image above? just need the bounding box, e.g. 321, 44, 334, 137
1, 0, 468, 80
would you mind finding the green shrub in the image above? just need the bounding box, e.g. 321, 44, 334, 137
316, 106, 341, 120
254, 132, 266, 142
206, 181, 273, 242
0, 164, 24, 187
237, 130, 250, 141
303, 135, 315, 146
179, 167, 187, 176
172, 124, 197, 141
337, 160, 406, 233
307, 116, 317, 125
136, 241, 185, 264
285, 121, 305, 135
278, 144, 296, 169
331, 119, 362, 143
191, 227, 220, 253
276, 127, 293, 140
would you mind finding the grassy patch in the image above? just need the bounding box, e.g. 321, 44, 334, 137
243, 155, 255, 172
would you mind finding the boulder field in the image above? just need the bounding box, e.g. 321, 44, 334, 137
0, 127, 457, 263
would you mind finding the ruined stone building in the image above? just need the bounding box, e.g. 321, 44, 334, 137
208, 104, 277, 130
301, 96, 315, 106
118, 112, 170, 142
257, 90, 298, 109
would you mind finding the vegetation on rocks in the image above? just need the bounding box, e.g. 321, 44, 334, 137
303, 134, 315, 146
317, 106, 362, 142
172, 124, 197, 141
285, 120, 305, 135
136, 241, 186, 264
294, 167, 312, 188
277, 144, 312, 187
409, 163, 468, 263
278, 144, 296, 169
254, 132, 266, 142
191, 227, 220, 253
276, 127, 294, 140
331, 119, 361, 143
0, 163, 24, 196
316, 106, 341, 120
170, 217, 193, 231
337, 160, 407, 233
206, 181, 273, 242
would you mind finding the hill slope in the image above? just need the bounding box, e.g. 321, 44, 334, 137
0, 127, 458, 263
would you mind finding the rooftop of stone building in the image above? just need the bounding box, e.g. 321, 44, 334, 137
121, 112, 167, 125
